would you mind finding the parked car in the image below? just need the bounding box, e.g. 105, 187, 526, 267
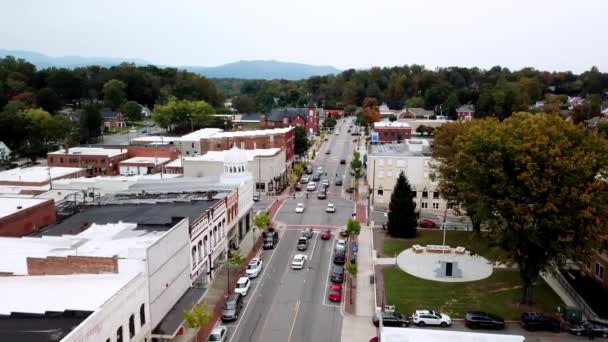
372, 311, 411, 327
252, 193, 260, 202
328, 284, 342, 302
335, 239, 346, 251
568, 321, 608, 338
325, 150, 331, 154
520, 312, 561, 332
345, 186, 354, 193
317, 166, 323, 173
292, 254, 307, 269
263, 231, 278, 249
326, 203, 336, 213
317, 190, 327, 199
245, 257, 263, 278
208, 326, 227, 342
464, 311, 505, 330
333, 249, 345, 265
330, 265, 344, 283
312, 173, 321, 181
412, 309, 452, 327
340, 159, 346, 165
420, 218, 437, 228
322, 179, 330, 188
301, 228, 313, 239
300, 176, 310, 184
334, 179, 343, 186
321, 229, 331, 240
307, 182, 317, 191
234, 277, 251, 296
295, 203, 305, 213
306, 165, 313, 174
297, 237, 309, 251
221, 293, 243, 322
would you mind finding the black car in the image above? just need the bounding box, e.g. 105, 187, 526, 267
330, 265, 344, 283
340, 159, 346, 165
312, 173, 321, 181
221, 293, 243, 322
263, 231, 279, 250
520, 312, 561, 332
325, 150, 331, 154
335, 179, 343, 186
333, 250, 345, 265
372, 311, 411, 327
317, 190, 327, 199
464, 311, 505, 330
568, 321, 608, 338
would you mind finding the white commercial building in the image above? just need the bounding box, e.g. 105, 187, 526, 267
177, 128, 223, 156
119, 157, 171, 176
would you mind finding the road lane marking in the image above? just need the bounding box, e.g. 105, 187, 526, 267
308, 232, 319, 262
287, 300, 301, 342
322, 235, 337, 305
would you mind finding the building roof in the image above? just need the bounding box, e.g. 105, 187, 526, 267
165, 158, 183, 168
0, 197, 51, 218
0, 166, 83, 183
238, 113, 261, 121
210, 127, 292, 139
178, 128, 223, 142
48, 147, 127, 157
401, 108, 435, 117
186, 148, 281, 162
130, 136, 180, 144
265, 107, 319, 121
100, 110, 121, 119
369, 140, 432, 157
0, 309, 91, 342
374, 121, 411, 128
120, 157, 171, 165
457, 105, 475, 112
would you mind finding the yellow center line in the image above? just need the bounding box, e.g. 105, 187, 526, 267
287, 300, 301, 342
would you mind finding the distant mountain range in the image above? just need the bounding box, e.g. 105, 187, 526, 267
0, 49, 340, 80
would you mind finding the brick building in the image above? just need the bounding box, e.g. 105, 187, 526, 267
0, 197, 56, 236
323, 109, 345, 118
201, 127, 295, 163
119, 157, 171, 175
372, 121, 412, 142
260, 106, 320, 134
127, 145, 180, 160
457, 105, 475, 120
582, 252, 608, 288
48, 147, 129, 176
101, 110, 126, 129
0, 166, 86, 187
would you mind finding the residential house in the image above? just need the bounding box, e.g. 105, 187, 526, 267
372, 121, 412, 142
101, 110, 127, 129
323, 109, 345, 118
0, 141, 11, 161
260, 106, 320, 134
398, 107, 435, 119
457, 105, 475, 120
379, 104, 397, 118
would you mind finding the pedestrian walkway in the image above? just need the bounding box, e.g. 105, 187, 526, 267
375, 257, 396, 265
541, 272, 577, 307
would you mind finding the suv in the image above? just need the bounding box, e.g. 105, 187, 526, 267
301, 228, 313, 239
464, 311, 505, 330
297, 237, 309, 251
330, 265, 344, 283
263, 231, 279, 250
221, 293, 243, 322
234, 277, 251, 296
333, 250, 345, 265
520, 312, 561, 332
372, 311, 411, 327
412, 310, 452, 327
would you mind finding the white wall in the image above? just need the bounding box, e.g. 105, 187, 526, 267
62, 273, 150, 342
120, 165, 149, 176
183, 159, 223, 177
190, 200, 227, 283
146, 218, 192, 329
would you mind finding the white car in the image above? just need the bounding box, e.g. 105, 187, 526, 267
300, 176, 310, 184
291, 254, 308, 269
234, 277, 251, 296
295, 203, 305, 213
245, 257, 263, 278
306, 182, 316, 191
208, 326, 227, 342
335, 239, 346, 251
326, 203, 336, 213
412, 309, 452, 327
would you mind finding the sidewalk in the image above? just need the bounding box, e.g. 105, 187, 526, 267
541, 272, 577, 307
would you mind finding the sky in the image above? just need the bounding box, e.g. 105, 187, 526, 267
1, 0, 607, 73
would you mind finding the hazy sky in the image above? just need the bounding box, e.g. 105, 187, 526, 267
1, 0, 607, 73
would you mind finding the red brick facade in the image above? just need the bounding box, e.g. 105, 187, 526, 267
48, 150, 128, 176
127, 145, 180, 160
582, 252, 608, 288
201, 128, 295, 162
323, 109, 345, 118
27, 255, 118, 275
0, 199, 56, 237
374, 126, 412, 142
260, 107, 320, 134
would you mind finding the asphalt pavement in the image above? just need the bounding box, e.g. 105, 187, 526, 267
96, 121, 165, 145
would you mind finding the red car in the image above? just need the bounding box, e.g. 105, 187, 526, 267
321, 229, 331, 240
328, 284, 342, 302
420, 219, 437, 228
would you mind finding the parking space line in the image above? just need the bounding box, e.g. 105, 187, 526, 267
322, 235, 337, 306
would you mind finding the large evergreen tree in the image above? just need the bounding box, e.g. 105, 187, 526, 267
387, 172, 418, 238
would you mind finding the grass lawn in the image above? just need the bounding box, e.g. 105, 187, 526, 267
383, 267, 563, 320
383, 230, 507, 261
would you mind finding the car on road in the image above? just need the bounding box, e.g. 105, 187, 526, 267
306, 165, 313, 174
300, 176, 309, 184
568, 321, 608, 337
328, 283, 342, 302
335, 179, 343, 186
307, 182, 317, 191
330, 265, 344, 283
335, 239, 346, 251
291, 254, 307, 269
340, 159, 346, 164
295, 203, 305, 213
245, 257, 263, 278
420, 218, 437, 228
221, 293, 243, 322
333, 249, 345, 265
208, 326, 227, 342
412, 309, 452, 327
325, 150, 331, 154
322, 179, 330, 188
321, 229, 331, 240
326, 203, 336, 213
252, 193, 260, 202
317, 190, 327, 199
345, 186, 354, 193
297, 237, 309, 251
317, 166, 323, 173
372, 311, 411, 327
234, 277, 251, 296
335, 131, 340, 135
520, 312, 561, 332
301, 228, 313, 239
262, 231, 279, 250
464, 311, 505, 330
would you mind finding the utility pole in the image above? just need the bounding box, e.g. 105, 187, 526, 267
47, 167, 53, 190
441, 206, 448, 247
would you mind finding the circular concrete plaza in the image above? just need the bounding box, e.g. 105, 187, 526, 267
396, 246, 493, 282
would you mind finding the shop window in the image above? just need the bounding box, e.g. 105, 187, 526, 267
377, 186, 384, 196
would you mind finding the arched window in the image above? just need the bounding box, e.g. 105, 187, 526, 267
129, 314, 135, 338
197, 241, 202, 261
213, 226, 218, 244
116, 326, 123, 342
140, 304, 146, 326
192, 246, 197, 265
209, 231, 213, 247
203, 236, 208, 255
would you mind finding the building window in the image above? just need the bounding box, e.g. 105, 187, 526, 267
129, 314, 135, 338
197, 241, 202, 261
241, 142, 245, 149
377, 186, 384, 196
192, 246, 197, 265
422, 191, 428, 198
433, 192, 439, 199
203, 236, 208, 255
596, 263, 605, 280
106, 339, 110, 342
256, 183, 265, 192
140, 304, 146, 326
421, 202, 428, 209
378, 171, 384, 179
432, 202, 440, 209
116, 326, 123, 342
387, 171, 392, 178
411, 191, 417, 198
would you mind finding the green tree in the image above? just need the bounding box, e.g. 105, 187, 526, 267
596, 120, 608, 137
254, 211, 271, 232
121, 101, 143, 122
322, 116, 337, 129
294, 126, 309, 157
232, 95, 257, 113
183, 302, 211, 329
350, 151, 364, 198
440, 113, 608, 304
80, 105, 102, 143
345, 261, 358, 278
102, 79, 127, 110
293, 163, 304, 177
344, 105, 357, 116
387, 172, 418, 238
346, 218, 361, 238
152, 98, 216, 130
35, 88, 62, 114
443, 93, 459, 120
227, 251, 245, 293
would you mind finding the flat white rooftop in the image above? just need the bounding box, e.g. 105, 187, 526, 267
186, 148, 281, 162
49, 147, 127, 157
210, 127, 292, 138
0, 166, 83, 183
0, 197, 50, 218
382, 327, 524, 342
374, 121, 411, 128
178, 128, 223, 141
165, 158, 183, 167
120, 157, 171, 165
